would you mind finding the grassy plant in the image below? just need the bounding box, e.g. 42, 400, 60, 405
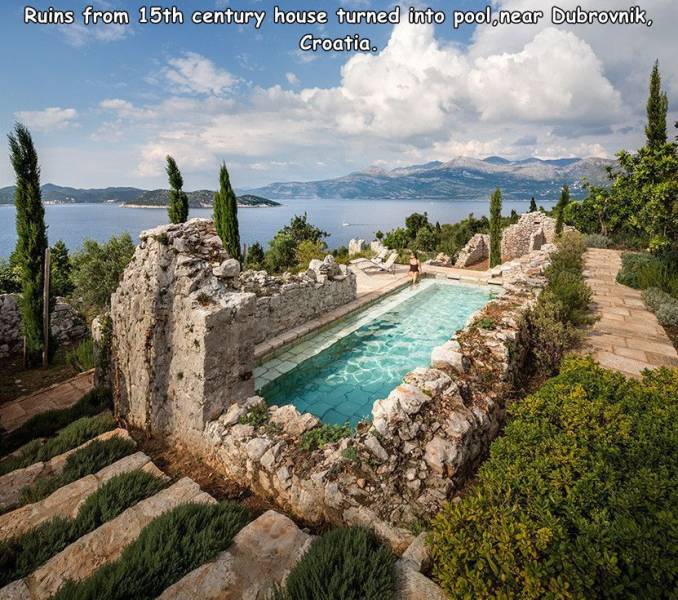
0, 413, 116, 476
584, 233, 611, 248
238, 402, 269, 427
18, 437, 136, 505
273, 527, 396, 600
299, 424, 352, 451
341, 446, 360, 463
476, 317, 496, 330
431, 358, 678, 598
66, 338, 96, 372
52, 501, 250, 600
0, 387, 112, 458
0, 470, 165, 586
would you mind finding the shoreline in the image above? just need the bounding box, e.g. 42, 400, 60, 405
120, 203, 281, 209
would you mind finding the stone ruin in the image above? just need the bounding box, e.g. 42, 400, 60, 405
348, 238, 365, 256
454, 233, 490, 268
500, 211, 569, 262
111, 218, 356, 438
0, 294, 87, 358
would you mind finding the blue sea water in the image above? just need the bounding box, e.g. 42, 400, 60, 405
0, 198, 557, 258
261, 281, 493, 426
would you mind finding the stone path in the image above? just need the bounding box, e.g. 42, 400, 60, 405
583, 249, 678, 377
0, 369, 94, 432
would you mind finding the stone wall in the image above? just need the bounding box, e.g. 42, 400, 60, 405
455, 233, 490, 267
348, 239, 365, 256
0, 294, 87, 358
500, 211, 569, 261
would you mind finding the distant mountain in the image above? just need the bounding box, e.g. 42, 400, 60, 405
124, 189, 280, 208
247, 156, 615, 201
0, 185, 279, 208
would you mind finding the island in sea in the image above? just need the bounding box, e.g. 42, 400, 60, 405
121, 190, 280, 209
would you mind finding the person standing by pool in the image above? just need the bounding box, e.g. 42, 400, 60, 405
409, 251, 421, 286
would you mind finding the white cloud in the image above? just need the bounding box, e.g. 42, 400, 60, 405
286, 72, 300, 85
58, 23, 130, 48
163, 52, 236, 96
14, 107, 78, 132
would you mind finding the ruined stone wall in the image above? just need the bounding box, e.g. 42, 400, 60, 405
455, 233, 490, 267
0, 294, 87, 358
500, 211, 573, 262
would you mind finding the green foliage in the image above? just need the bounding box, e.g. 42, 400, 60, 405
9, 123, 50, 366
405, 212, 430, 241
0, 412, 116, 476
96, 314, 113, 380
238, 402, 269, 427
431, 357, 678, 599
413, 226, 437, 252
0, 387, 112, 458
0, 470, 165, 586
341, 446, 360, 463
642, 287, 678, 327
265, 231, 297, 273
19, 436, 136, 505
299, 424, 352, 451
53, 501, 250, 600
71, 234, 135, 314
656, 301, 678, 327
554, 184, 570, 235
584, 233, 611, 248
245, 241, 265, 270
50, 240, 73, 297
646, 60, 669, 149
529, 197, 537, 212
617, 251, 678, 296
165, 155, 189, 224
476, 317, 496, 331
436, 213, 489, 259
213, 163, 242, 262
0, 256, 21, 293
296, 239, 327, 270
489, 188, 502, 267
274, 527, 396, 600
66, 338, 95, 372
279, 212, 328, 245
383, 227, 409, 251
375, 230, 384, 240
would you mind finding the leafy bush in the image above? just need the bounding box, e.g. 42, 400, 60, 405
431, 357, 678, 599
584, 233, 611, 248
66, 338, 96, 372
542, 271, 592, 326
0, 412, 116, 476
656, 302, 678, 327
296, 240, 327, 270
0, 470, 165, 586
238, 403, 269, 427
52, 501, 250, 600
50, 240, 74, 297
642, 287, 673, 311
18, 436, 136, 505
274, 527, 396, 600
0, 256, 21, 294
245, 241, 265, 270
0, 387, 112, 458
618, 252, 678, 298
299, 424, 352, 451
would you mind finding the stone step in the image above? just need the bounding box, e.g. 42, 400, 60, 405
0, 448, 164, 542
2, 476, 214, 600
157, 509, 313, 599
0, 426, 129, 512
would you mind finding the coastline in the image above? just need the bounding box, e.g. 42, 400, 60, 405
120, 203, 280, 209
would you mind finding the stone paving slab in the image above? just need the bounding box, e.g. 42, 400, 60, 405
583, 249, 678, 378
0, 370, 95, 433
3, 477, 214, 600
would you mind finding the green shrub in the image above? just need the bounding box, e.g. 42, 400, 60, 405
642, 287, 673, 312
299, 424, 352, 451
542, 270, 592, 326
656, 302, 678, 327
0, 413, 116, 476
52, 501, 250, 600
431, 357, 678, 599
0, 470, 165, 586
274, 527, 396, 600
238, 402, 269, 427
19, 437, 136, 505
618, 252, 678, 298
66, 338, 96, 372
584, 233, 611, 248
0, 387, 112, 458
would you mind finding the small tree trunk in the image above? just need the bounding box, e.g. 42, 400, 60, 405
42, 247, 51, 369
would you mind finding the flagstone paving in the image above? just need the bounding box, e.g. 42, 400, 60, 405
0, 370, 94, 433
583, 249, 678, 378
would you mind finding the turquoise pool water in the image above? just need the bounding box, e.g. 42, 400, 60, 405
259, 281, 494, 426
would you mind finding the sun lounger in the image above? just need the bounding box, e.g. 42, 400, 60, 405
358, 252, 397, 274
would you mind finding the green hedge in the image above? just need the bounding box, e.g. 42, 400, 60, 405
274, 527, 396, 600
52, 501, 250, 600
430, 357, 678, 598
617, 251, 678, 297
0, 412, 116, 476
0, 387, 112, 458
18, 436, 136, 505
0, 470, 165, 586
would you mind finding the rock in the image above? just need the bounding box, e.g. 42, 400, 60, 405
455, 233, 490, 268
213, 258, 241, 279
431, 340, 467, 374
401, 532, 431, 573
269, 405, 319, 437
395, 561, 447, 600
246, 438, 272, 462
364, 435, 388, 462
372, 384, 430, 437
424, 436, 459, 476
501, 212, 572, 262
348, 239, 365, 257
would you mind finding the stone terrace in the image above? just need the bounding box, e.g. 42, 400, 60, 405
583, 248, 678, 377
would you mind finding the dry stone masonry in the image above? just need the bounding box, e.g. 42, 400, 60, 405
455, 233, 490, 267
500, 211, 570, 261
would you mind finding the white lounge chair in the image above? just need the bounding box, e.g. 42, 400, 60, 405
358, 252, 398, 274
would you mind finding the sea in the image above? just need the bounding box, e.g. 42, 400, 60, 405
0, 198, 558, 258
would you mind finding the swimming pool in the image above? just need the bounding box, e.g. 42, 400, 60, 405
256, 279, 495, 426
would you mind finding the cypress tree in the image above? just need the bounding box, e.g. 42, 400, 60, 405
555, 184, 570, 235
489, 188, 502, 267
166, 155, 189, 224
213, 163, 242, 262
529, 197, 537, 212
8, 124, 50, 365
645, 60, 668, 150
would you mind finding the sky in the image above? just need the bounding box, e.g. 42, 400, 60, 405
0, 0, 676, 191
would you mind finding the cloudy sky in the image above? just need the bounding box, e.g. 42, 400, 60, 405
0, 0, 676, 190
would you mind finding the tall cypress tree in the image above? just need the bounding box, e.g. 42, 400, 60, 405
645, 60, 668, 150
8, 124, 50, 365
166, 155, 189, 224
555, 184, 570, 235
213, 163, 242, 262
529, 197, 537, 212
489, 188, 502, 267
